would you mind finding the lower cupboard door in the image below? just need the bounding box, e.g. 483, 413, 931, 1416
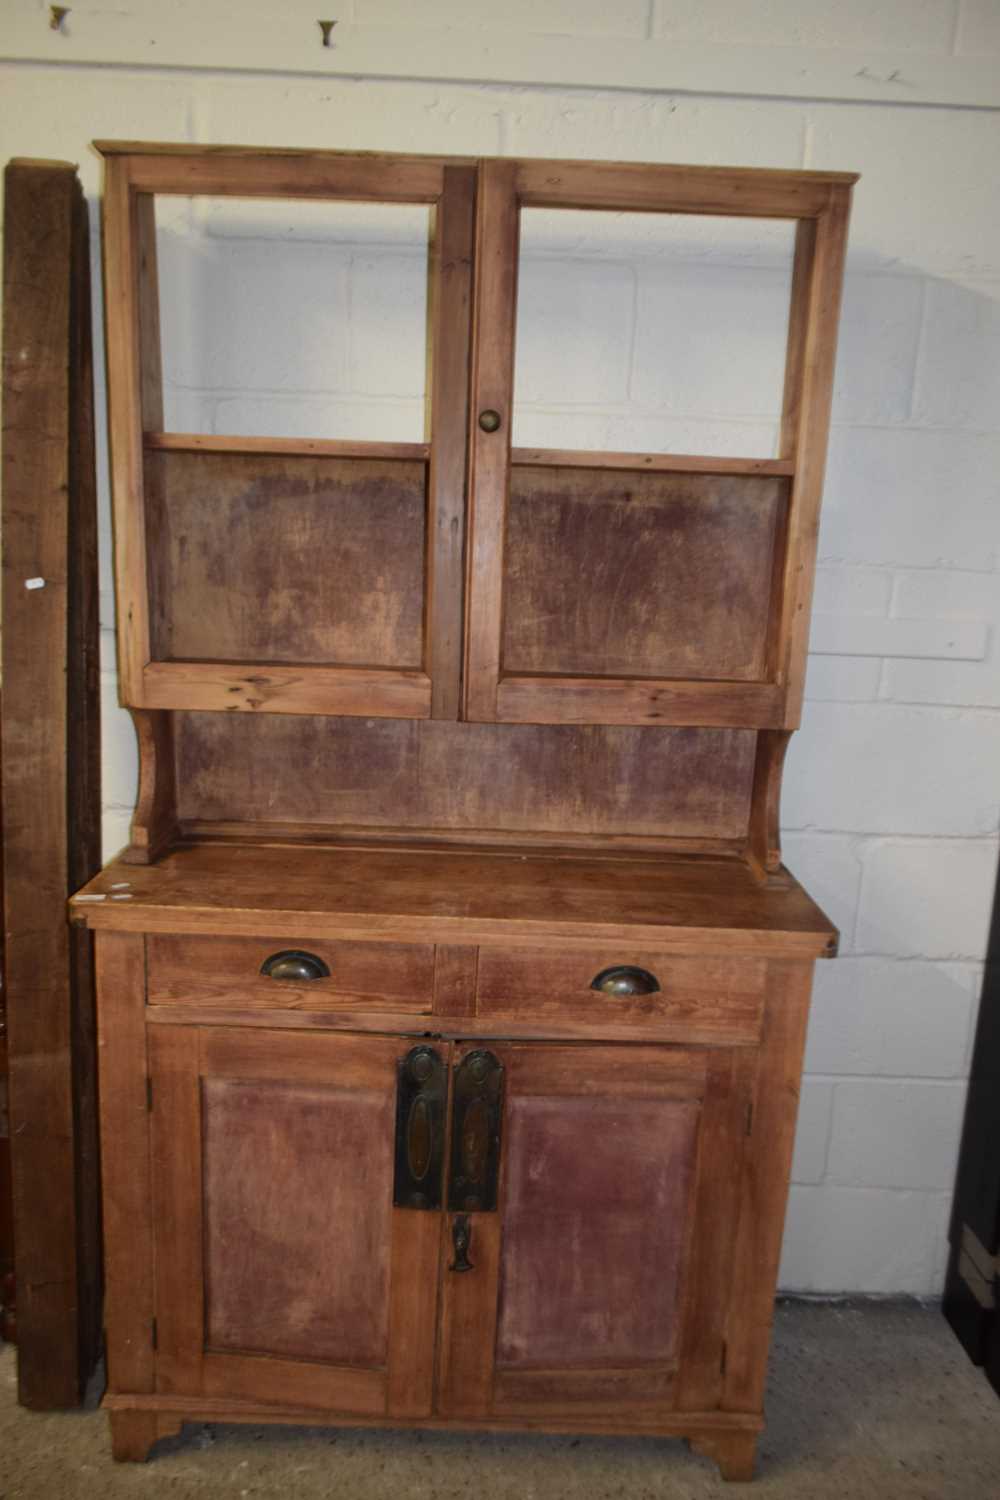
436, 1042, 752, 1423
148, 1025, 445, 1416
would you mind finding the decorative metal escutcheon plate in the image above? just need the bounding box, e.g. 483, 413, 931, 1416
393, 1045, 448, 1210
448, 1049, 504, 1214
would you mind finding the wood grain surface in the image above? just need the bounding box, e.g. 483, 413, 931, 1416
173, 714, 757, 846
502, 467, 785, 682
476, 947, 765, 1046
71, 841, 838, 955
2, 159, 102, 1406
146, 932, 434, 1009
146, 450, 427, 669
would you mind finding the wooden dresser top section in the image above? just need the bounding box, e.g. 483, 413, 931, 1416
71, 843, 837, 957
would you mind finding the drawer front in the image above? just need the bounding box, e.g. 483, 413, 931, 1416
475, 947, 766, 1045
146, 934, 434, 1012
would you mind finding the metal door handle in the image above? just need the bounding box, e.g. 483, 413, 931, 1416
393, 1046, 448, 1210
448, 1050, 504, 1213
450, 1214, 474, 1273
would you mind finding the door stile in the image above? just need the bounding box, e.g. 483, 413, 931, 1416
435, 1040, 507, 1416
722, 961, 814, 1414
387, 1039, 453, 1417
96, 933, 156, 1398
774, 187, 853, 727
102, 156, 151, 703
148, 1025, 203, 1395
674, 1047, 756, 1411
463, 160, 519, 723
426, 166, 476, 721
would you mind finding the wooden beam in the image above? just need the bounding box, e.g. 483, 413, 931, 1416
1, 160, 102, 1407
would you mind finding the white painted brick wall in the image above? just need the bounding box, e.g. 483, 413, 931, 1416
653, 0, 961, 53
1, 0, 998, 1296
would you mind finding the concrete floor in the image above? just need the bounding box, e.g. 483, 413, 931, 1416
0, 1301, 998, 1498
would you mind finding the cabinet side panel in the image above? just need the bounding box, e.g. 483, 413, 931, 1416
202, 1076, 394, 1366
175, 715, 756, 848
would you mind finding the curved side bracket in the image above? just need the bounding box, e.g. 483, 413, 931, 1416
747, 728, 792, 880
122, 708, 178, 865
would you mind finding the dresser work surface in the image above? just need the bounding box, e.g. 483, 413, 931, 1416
73, 842, 836, 953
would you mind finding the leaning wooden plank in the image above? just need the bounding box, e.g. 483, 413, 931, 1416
1, 159, 102, 1407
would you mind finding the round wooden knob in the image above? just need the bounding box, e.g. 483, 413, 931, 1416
478, 409, 502, 433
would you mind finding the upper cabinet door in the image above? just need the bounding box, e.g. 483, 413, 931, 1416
103, 150, 474, 721
463, 159, 853, 729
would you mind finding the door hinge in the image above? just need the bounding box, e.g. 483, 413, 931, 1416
146, 1076, 153, 1111
151, 1317, 158, 1350
720, 1340, 727, 1377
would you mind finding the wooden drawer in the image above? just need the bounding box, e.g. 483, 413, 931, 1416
475, 947, 766, 1045
145, 934, 434, 1012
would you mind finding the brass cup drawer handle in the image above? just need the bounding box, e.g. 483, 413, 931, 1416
260, 950, 331, 982
590, 965, 661, 997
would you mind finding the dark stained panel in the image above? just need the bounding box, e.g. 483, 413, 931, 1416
175, 714, 757, 843
502, 466, 785, 681
147, 450, 427, 668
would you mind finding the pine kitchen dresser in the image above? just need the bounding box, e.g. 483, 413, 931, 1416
72, 143, 855, 1481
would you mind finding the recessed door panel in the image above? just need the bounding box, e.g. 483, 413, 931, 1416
502, 465, 785, 681
147, 450, 426, 669
496, 1093, 699, 1368
202, 1076, 393, 1365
